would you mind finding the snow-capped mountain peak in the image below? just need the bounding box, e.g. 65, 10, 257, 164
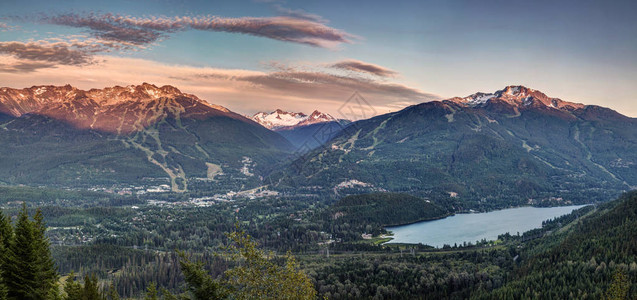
448, 85, 585, 111
251, 109, 337, 130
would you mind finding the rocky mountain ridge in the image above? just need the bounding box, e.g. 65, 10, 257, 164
0, 83, 240, 134
251, 109, 338, 130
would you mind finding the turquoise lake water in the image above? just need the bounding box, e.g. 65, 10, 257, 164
386, 205, 586, 247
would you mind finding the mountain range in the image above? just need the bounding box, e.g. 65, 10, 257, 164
1, 83, 635, 207
250, 109, 350, 150
250, 109, 337, 131
276, 85, 637, 208
0, 83, 292, 191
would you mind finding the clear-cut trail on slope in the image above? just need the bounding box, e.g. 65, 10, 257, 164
0, 83, 293, 191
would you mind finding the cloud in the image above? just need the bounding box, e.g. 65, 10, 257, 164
329, 59, 398, 77
0, 59, 56, 73
0, 41, 94, 66
273, 5, 326, 23
187, 16, 354, 48
0, 55, 440, 118
43, 13, 176, 46
0, 21, 18, 32
0, 36, 149, 73
40, 12, 355, 48
232, 71, 429, 102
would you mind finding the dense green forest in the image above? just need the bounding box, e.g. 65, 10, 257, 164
479, 191, 637, 299
329, 193, 448, 226
0, 206, 315, 300
1, 187, 636, 298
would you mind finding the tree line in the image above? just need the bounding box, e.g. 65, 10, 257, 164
0, 206, 315, 300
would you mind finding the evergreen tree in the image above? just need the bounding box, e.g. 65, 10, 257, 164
144, 283, 158, 300
63, 272, 83, 300
0, 268, 7, 300
82, 274, 103, 300
4, 204, 58, 300
33, 209, 58, 298
159, 288, 177, 300
0, 210, 12, 300
177, 252, 227, 300
106, 283, 120, 300
0, 210, 12, 257
63, 273, 104, 300
5, 204, 38, 299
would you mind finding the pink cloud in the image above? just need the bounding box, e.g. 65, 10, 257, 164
329, 59, 399, 77
40, 12, 356, 48
0, 41, 94, 69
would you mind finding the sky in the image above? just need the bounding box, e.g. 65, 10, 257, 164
1, 0, 636, 118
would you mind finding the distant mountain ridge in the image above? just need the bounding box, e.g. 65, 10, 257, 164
251, 109, 339, 130
277, 120, 351, 151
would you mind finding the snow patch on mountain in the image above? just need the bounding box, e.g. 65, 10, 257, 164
251, 109, 337, 130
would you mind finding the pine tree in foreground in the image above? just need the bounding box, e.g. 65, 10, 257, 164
63, 272, 104, 300
3, 205, 59, 300
63, 272, 83, 300
0, 210, 11, 300
34, 209, 58, 296
5, 204, 40, 299
0, 267, 7, 300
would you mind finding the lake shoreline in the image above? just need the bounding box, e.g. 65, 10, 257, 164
384, 204, 589, 246
382, 212, 455, 228
386, 203, 593, 229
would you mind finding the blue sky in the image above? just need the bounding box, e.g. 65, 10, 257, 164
1, 0, 636, 117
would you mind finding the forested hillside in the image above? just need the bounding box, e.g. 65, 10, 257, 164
277, 86, 637, 209
328, 192, 448, 229
479, 190, 637, 299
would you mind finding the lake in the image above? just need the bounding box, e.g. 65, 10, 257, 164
386, 205, 587, 247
